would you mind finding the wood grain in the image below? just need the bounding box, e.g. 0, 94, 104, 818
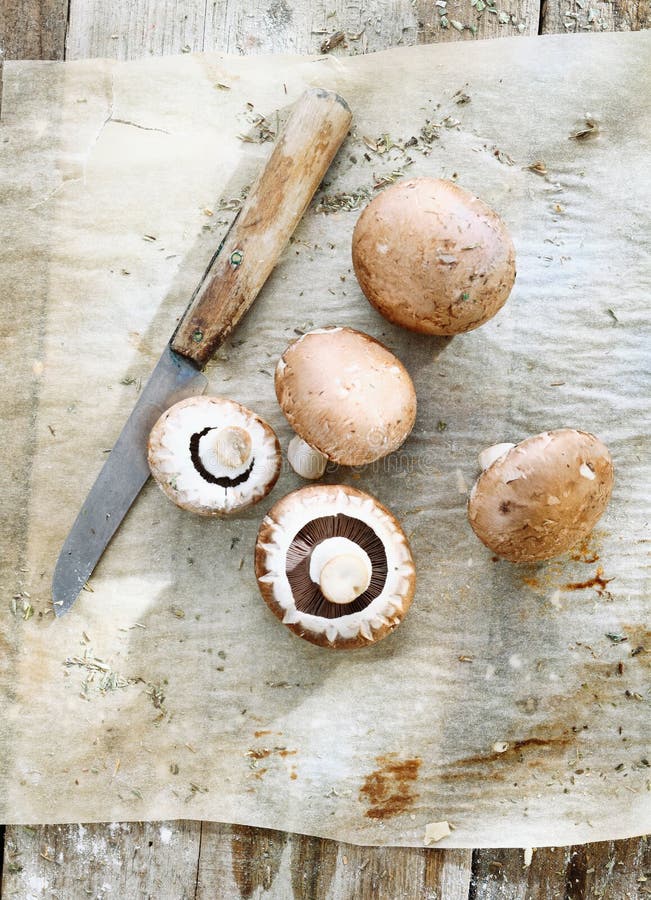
541, 0, 649, 34
66, 0, 208, 60
0, 0, 69, 59
1, 820, 471, 899
2, 821, 202, 898
414, 0, 538, 42
65, 0, 539, 59
470, 839, 651, 899
171, 88, 352, 366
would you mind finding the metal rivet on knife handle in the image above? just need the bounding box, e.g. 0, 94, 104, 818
170, 88, 352, 368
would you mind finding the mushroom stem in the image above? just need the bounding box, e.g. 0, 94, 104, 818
478, 442, 516, 471
309, 536, 373, 605
212, 426, 252, 468
287, 435, 327, 480
319, 554, 371, 605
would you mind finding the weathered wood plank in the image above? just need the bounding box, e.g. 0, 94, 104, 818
1, 821, 202, 899
0, 0, 69, 59
566, 837, 651, 899
65, 0, 209, 60
470, 838, 651, 899
414, 0, 537, 41
470, 847, 571, 899
541, 0, 649, 34
196, 823, 472, 899
64, 0, 540, 60
206, 0, 422, 55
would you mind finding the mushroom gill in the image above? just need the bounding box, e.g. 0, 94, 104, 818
189, 426, 255, 487
255, 484, 416, 649
285, 515, 388, 618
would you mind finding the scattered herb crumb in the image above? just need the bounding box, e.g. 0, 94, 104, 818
525, 161, 548, 176
316, 189, 372, 214
570, 119, 599, 140
320, 30, 345, 53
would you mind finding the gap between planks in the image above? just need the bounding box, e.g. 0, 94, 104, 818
62, 0, 541, 60
3, 822, 649, 898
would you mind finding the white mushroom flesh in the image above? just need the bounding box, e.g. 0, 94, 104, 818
287, 435, 327, 480
149, 398, 280, 514
478, 442, 516, 471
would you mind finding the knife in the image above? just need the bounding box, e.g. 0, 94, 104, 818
52, 87, 352, 617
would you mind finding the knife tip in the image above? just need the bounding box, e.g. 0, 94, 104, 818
51, 563, 81, 618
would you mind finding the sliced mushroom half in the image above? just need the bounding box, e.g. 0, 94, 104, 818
148, 396, 281, 515
255, 484, 416, 649
468, 429, 614, 562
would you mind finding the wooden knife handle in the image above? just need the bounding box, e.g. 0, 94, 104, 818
171, 88, 352, 367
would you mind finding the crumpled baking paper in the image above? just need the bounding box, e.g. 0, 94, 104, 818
1, 31, 649, 846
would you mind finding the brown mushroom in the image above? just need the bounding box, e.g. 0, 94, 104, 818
255, 484, 416, 649
467, 429, 614, 562
352, 177, 516, 335
275, 326, 417, 466
147, 396, 281, 516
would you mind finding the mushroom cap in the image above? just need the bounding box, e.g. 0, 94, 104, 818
275, 326, 417, 466
352, 177, 516, 335
147, 396, 281, 516
255, 484, 416, 649
468, 429, 614, 562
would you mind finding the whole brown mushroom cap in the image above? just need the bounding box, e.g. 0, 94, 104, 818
467, 429, 614, 562
275, 326, 417, 466
352, 177, 516, 335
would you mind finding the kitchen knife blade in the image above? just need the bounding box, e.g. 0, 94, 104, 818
52, 87, 352, 616
52, 346, 207, 616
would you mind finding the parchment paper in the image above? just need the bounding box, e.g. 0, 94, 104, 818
1, 32, 649, 847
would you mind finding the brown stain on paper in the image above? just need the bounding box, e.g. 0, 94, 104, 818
522, 576, 540, 588
563, 566, 613, 595
359, 754, 422, 819
442, 730, 577, 783
570, 533, 601, 564
246, 745, 298, 780
247, 747, 272, 761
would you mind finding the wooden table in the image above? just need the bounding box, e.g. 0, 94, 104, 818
1, 1, 648, 896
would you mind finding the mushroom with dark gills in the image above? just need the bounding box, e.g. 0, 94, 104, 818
467, 429, 614, 562
255, 484, 416, 649
275, 326, 417, 469
352, 177, 516, 335
147, 396, 281, 515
